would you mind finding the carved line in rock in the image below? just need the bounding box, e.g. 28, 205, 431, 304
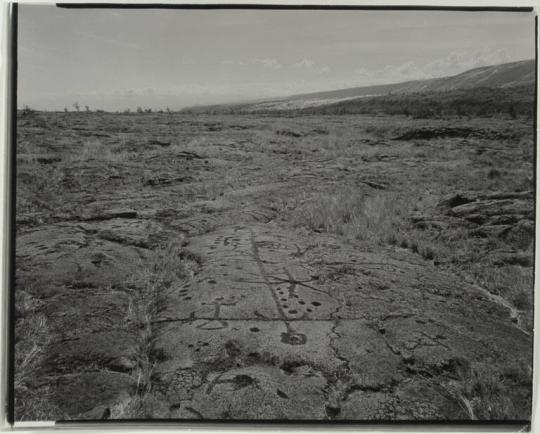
249, 229, 307, 346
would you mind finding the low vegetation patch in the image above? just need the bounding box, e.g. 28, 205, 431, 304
447, 361, 531, 420
472, 264, 533, 312
112, 241, 197, 418
14, 289, 64, 421
290, 188, 410, 244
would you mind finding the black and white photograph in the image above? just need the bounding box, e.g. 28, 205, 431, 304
11, 2, 536, 424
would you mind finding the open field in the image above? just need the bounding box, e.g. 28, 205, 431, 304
14, 111, 534, 421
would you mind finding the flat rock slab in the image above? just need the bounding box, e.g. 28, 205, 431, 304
150, 222, 532, 420
158, 224, 341, 322
16, 223, 148, 297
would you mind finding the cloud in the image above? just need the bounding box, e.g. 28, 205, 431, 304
292, 58, 331, 75
354, 47, 515, 85
220, 57, 330, 74
422, 48, 511, 78
316, 66, 331, 75
259, 58, 282, 69
220, 58, 282, 69
293, 58, 316, 68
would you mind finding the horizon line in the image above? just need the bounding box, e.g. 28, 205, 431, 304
17, 57, 535, 112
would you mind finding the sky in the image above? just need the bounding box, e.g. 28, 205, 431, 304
18, 6, 536, 111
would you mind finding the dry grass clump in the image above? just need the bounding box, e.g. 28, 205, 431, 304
17, 138, 134, 216
116, 241, 199, 418
472, 264, 533, 311
291, 188, 410, 244
14, 289, 64, 421
109, 394, 163, 419
289, 187, 442, 260
17, 160, 65, 215
387, 232, 439, 261
70, 139, 135, 162
14, 240, 199, 421
446, 361, 531, 420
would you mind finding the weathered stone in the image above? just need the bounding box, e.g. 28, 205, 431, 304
14, 112, 533, 422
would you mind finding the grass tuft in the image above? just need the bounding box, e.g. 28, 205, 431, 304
14, 290, 65, 421
291, 188, 410, 244
472, 264, 533, 311
118, 240, 194, 419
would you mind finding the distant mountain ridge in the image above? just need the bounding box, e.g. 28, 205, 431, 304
281, 59, 534, 101
183, 59, 534, 113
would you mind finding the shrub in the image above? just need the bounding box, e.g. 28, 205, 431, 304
21, 105, 34, 116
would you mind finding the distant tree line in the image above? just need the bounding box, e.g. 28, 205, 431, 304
56, 103, 175, 114
181, 85, 534, 119
20, 104, 177, 114
295, 86, 534, 119
20, 85, 534, 119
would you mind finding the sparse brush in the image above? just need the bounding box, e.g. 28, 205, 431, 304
291, 188, 411, 246
472, 264, 533, 311
14, 297, 65, 421
70, 139, 134, 162
21, 105, 34, 115
17, 138, 137, 217
109, 394, 157, 419
17, 161, 66, 215
433, 359, 531, 421
15, 288, 44, 318
15, 314, 49, 381
118, 240, 194, 419
458, 362, 530, 420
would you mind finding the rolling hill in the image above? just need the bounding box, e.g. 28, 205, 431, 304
182, 59, 535, 114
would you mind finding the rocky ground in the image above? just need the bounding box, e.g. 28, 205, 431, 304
14, 112, 534, 421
